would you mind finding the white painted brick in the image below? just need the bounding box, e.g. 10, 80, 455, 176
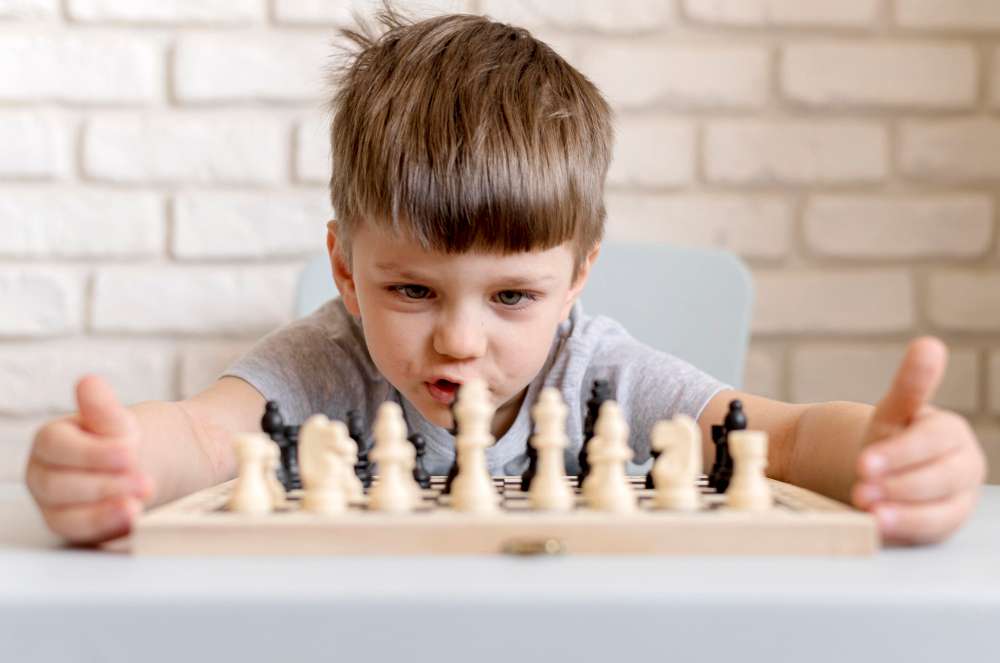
896, 0, 1000, 31
783, 43, 976, 109
0, 111, 69, 179
173, 191, 329, 259
576, 44, 768, 110
0, 268, 83, 337
174, 34, 329, 103
0, 340, 173, 415
481, 0, 673, 33
685, 0, 878, 27
743, 347, 782, 400
296, 116, 331, 184
274, 0, 470, 24
804, 195, 993, 259
0, 416, 47, 483
92, 265, 298, 334
84, 113, 286, 185
990, 352, 1000, 415
990, 49, 1000, 109
0, 190, 163, 257
753, 270, 914, 334
607, 118, 695, 187
68, 0, 263, 23
605, 193, 792, 260
791, 344, 979, 413
900, 120, 1000, 182
179, 341, 255, 398
706, 121, 887, 185
976, 423, 1000, 485
928, 272, 1000, 332
0, 34, 158, 103
0, 0, 57, 19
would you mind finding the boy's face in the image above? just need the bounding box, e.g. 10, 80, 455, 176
328, 223, 597, 438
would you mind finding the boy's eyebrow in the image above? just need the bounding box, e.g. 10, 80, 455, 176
375, 262, 557, 286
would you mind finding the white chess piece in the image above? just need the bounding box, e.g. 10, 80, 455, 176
264, 440, 288, 509
650, 414, 702, 511
580, 401, 617, 502
228, 433, 273, 514
330, 420, 364, 502
585, 401, 636, 513
299, 414, 348, 515
451, 379, 500, 513
368, 402, 420, 513
528, 388, 573, 511
725, 430, 773, 511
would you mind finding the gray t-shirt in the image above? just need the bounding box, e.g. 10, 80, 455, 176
224, 297, 729, 476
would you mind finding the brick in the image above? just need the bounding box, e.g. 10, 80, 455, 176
977, 423, 1000, 485
0, 111, 68, 179
84, 113, 286, 185
0, 341, 173, 415
481, 0, 673, 33
174, 34, 329, 102
900, 119, 1000, 182
896, 0, 1000, 31
173, 191, 329, 259
0, 0, 57, 19
753, 270, 913, 334
275, 0, 470, 24
685, 0, 878, 27
804, 195, 993, 259
0, 34, 158, 103
68, 0, 262, 23
783, 43, 976, 109
0, 416, 48, 482
705, 121, 887, 185
991, 49, 1000, 109
576, 44, 768, 110
791, 344, 979, 413
179, 341, 255, 398
991, 352, 1000, 415
928, 272, 1000, 332
604, 193, 792, 260
0, 268, 83, 337
742, 347, 782, 399
92, 265, 298, 334
607, 118, 695, 187
0, 190, 163, 257
296, 116, 330, 183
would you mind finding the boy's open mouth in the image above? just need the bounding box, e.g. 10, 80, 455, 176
426, 379, 461, 405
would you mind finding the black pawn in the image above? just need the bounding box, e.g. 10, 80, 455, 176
281, 424, 301, 491
261, 401, 285, 442
408, 433, 431, 489
708, 424, 727, 492
714, 400, 745, 493
645, 446, 661, 489
521, 434, 538, 491
579, 379, 611, 482
724, 399, 747, 433
347, 409, 371, 488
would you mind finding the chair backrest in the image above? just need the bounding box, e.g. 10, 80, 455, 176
294, 242, 753, 388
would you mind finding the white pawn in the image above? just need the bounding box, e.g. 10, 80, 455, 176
264, 441, 288, 509
451, 379, 500, 513
580, 401, 617, 502
368, 402, 420, 513
586, 401, 636, 513
528, 388, 573, 511
725, 430, 773, 511
228, 433, 273, 515
650, 414, 702, 511
299, 414, 348, 515
330, 421, 364, 502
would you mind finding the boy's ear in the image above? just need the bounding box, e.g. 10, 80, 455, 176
327, 221, 361, 317
560, 242, 601, 321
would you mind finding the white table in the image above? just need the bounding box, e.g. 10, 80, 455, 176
2, 483, 998, 663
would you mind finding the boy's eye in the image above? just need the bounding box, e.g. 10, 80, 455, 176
395, 285, 431, 299
495, 290, 527, 306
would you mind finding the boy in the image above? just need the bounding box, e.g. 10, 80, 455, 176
25, 8, 985, 547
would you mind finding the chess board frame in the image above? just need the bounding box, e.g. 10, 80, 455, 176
132, 475, 878, 556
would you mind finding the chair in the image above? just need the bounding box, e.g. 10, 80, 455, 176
295, 242, 753, 388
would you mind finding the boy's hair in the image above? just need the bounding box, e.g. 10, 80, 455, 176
328, 4, 613, 280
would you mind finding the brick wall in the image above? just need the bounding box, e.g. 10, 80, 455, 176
1, 0, 998, 484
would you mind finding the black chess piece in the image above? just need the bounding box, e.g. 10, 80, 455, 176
713, 400, 745, 494
709, 424, 728, 492
724, 399, 747, 433
645, 446, 661, 489
443, 400, 460, 495
261, 401, 285, 442
408, 433, 431, 489
579, 379, 611, 481
347, 409, 371, 488
282, 424, 301, 490
521, 433, 538, 491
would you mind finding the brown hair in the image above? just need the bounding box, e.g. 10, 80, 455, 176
327, 3, 613, 279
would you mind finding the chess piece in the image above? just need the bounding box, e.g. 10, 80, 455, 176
520, 428, 538, 491
725, 430, 773, 511
347, 409, 372, 488
450, 379, 500, 513
442, 399, 460, 494
408, 433, 431, 489
264, 440, 288, 509
586, 401, 635, 512
644, 446, 660, 489
281, 424, 301, 490
579, 379, 611, 481
368, 402, 420, 512
228, 433, 273, 514
708, 424, 725, 490
528, 388, 574, 511
299, 414, 349, 515
650, 415, 702, 511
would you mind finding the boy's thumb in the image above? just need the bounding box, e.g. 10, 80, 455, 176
868, 336, 947, 439
76, 375, 136, 438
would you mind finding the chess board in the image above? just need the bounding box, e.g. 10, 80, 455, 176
132, 475, 879, 556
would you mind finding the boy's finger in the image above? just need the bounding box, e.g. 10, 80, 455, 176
76, 374, 137, 438
26, 462, 152, 507
41, 496, 143, 545
873, 488, 979, 546
867, 337, 947, 441
857, 409, 964, 479
32, 420, 136, 471
856, 448, 969, 505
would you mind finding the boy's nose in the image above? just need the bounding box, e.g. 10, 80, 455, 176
432, 310, 487, 360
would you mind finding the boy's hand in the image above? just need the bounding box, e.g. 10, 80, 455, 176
852, 337, 987, 545
25, 375, 154, 544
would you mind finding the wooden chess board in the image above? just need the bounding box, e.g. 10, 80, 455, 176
132, 475, 879, 556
